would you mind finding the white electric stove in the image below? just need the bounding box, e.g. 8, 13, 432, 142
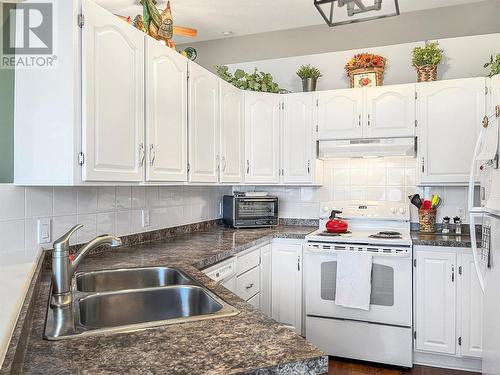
304, 201, 413, 368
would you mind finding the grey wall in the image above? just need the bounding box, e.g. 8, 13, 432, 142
179, 0, 500, 70
0, 8, 14, 183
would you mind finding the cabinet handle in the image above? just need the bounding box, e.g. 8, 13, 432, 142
358, 114, 361, 127
216, 154, 220, 172
297, 255, 301, 271
245, 283, 254, 290
367, 114, 371, 126
421, 157, 425, 173
139, 143, 145, 167
149, 144, 155, 167
246, 160, 250, 174
451, 265, 455, 282
307, 160, 311, 174
222, 156, 227, 172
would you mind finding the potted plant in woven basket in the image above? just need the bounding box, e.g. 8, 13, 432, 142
412, 41, 444, 82
345, 53, 386, 88
297, 64, 322, 92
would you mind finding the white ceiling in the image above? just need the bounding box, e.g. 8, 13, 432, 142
95, 0, 486, 44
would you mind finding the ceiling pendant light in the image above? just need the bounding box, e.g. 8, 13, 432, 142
314, 0, 400, 27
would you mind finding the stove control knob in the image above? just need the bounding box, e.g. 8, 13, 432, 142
399, 207, 406, 214
390, 207, 397, 214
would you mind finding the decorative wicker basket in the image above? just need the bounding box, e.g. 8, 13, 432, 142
347, 67, 385, 88
415, 65, 438, 82
418, 208, 437, 233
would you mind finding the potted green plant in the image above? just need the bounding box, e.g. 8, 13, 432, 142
484, 54, 500, 77
412, 41, 444, 82
296, 64, 322, 92
214, 65, 280, 93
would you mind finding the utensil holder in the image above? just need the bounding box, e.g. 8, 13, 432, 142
419, 208, 437, 233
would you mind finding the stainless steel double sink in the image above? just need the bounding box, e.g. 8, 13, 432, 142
44, 266, 239, 340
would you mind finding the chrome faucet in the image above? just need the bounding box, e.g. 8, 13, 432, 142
51, 224, 122, 308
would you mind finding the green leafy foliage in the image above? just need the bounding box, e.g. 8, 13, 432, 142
484, 54, 500, 77
214, 65, 280, 93
296, 64, 322, 80
412, 41, 443, 67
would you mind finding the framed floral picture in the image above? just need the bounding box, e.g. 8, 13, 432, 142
352, 72, 378, 88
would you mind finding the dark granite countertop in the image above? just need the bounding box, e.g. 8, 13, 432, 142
2, 225, 328, 375
411, 231, 480, 248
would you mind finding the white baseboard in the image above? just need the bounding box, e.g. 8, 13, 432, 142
414, 351, 481, 372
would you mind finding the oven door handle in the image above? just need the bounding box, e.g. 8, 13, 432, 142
305, 246, 411, 258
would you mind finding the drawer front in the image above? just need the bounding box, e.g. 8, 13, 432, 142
248, 292, 260, 309
237, 248, 261, 276
236, 266, 260, 301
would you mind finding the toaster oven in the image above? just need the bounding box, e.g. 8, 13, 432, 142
222, 195, 279, 228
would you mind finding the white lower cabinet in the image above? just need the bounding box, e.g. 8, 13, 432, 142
414, 246, 483, 361
260, 244, 272, 317
271, 241, 303, 335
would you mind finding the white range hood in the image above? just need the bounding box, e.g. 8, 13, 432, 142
318, 137, 416, 159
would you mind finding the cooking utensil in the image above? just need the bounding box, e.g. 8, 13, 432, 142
431, 194, 442, 208
408, 194, 422, 209
325, 210, 349, 233
422, 199, 432, 209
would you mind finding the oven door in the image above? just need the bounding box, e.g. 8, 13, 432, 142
304, 243, 412, 327
235, 198, 278, 221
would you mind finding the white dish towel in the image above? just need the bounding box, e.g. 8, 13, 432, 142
335, 251, 373, 311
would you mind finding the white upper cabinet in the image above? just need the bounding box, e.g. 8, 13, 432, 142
489, 74, 500, 114
365, 84, 416, 138
244, 92, 281, 184
316, 88, 363, 140
219, 80, 243, 183
415, 250, 457, 355
282, 93, 315, 184
416, 78, 486, 185
188, 62, 220, 183
145, 37, 188, 182
82, 0, 145, 182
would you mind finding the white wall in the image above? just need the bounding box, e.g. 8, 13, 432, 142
0, 184, 228, 367
235, 157, 472, 224
227, 33, 500, 92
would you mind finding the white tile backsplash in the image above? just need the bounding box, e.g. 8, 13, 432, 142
237, 156, 470, 223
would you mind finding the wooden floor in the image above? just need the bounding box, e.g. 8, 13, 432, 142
328, 358, 480, 375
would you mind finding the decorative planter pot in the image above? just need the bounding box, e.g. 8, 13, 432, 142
302, 78, 317, 92
415, 65, 438, 82
347, 67, 384, 88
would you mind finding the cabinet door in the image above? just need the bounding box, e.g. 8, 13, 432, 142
188, 62, 219, 183
490, 75, 500, 115
82, 0, 144, 182
219, 80, 243, 183
316, 88, 363, 140
416, 78, 486, 185
282, 93, 314, 184
145, 38, 187, 182
365, 84, 416, 138
244, 92, 280, 184
460, 253, 483, 358
272, 243, 302, 335
260, 244, 272, 317
415, 250, 457, 354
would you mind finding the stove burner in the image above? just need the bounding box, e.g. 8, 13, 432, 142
318, 231, 351, 237
369, 231, 402, 239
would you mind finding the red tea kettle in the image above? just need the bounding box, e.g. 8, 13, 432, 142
325, 210, 349, 233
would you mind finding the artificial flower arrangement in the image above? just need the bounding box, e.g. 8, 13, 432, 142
345, 53, 386, 88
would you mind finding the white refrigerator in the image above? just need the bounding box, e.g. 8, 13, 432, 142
468, 81, 500, 374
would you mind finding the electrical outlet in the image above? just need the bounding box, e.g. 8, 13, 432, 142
37, 218, 51, 244
142, 209, 150, 227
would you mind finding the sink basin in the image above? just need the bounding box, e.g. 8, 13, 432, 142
45, 266, 239, 340
79, 286, 224, 328
75, 266, 194, 292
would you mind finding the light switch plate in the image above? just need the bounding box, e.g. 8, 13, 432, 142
37, 218, 51, 244
142, 209, 150, 227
